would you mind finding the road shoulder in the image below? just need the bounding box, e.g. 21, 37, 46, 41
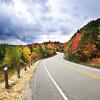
0, 61, 40, 100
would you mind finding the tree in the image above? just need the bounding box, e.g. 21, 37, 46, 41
3, 46, 22, 68
31, 52, 38, 61
0, 44, 6, 63
22, 46, 31, 63
81, 44, 97, 60
71, 33, 81, 54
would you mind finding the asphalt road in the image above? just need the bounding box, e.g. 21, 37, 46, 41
32, 53, 100, 100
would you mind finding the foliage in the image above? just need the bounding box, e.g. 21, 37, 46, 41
0, 41, 62, 70
64, 18, 100, 63
22, 46, 31, 63
3, 46, 23, 69
0, 44, 6, 63
71, 33, 81, 54
31, 52, 39, 61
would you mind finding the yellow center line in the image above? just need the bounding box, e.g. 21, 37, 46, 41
55, 60, 100, 80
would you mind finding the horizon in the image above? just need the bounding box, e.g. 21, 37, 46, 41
0, 40, 63, 45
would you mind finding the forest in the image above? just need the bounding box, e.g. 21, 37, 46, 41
0, 42, 63, 81
63, 18, 100, 67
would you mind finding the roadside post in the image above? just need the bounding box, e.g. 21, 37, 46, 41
17, 64, 20, 78
4, 66, 9, 89
24, 63, 27, 71
31, 62, 32, 66
29, 64, 30, 68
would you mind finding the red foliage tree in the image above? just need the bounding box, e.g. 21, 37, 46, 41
96, 51, 100, 57
71, 33, 81, 54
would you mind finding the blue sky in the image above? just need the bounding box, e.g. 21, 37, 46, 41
0, 0, 100, 44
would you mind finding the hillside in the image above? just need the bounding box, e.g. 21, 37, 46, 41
64, 18, 100, 67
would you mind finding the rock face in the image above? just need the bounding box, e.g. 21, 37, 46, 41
64, 18, 100, 66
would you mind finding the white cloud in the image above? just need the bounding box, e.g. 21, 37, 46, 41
0, 38, 27, 45
13, 0, 34, 25
35, 32, 73, 43
0, 0, 100, 44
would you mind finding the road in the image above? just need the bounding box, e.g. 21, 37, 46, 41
32, 53, 100, 100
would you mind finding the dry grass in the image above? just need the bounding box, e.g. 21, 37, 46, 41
0, 71, 4, 82
0, 61, 40, 100
0, 70, 14, 82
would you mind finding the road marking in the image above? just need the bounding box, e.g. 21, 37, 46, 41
44, 60, 68, 100
55, 60, 100, 80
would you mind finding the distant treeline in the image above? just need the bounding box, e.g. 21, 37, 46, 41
0, 42, 63, 70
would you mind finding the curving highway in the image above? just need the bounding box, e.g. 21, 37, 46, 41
32, 53, 100, 100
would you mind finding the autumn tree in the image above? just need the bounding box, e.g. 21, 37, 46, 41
22, 46, 31, 63
3, 46, 23, 68
31, 52, 38, 61
71, 33, 81, 54
81, 44, 97, 60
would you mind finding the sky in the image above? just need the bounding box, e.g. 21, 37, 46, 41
0, 0, 100, 44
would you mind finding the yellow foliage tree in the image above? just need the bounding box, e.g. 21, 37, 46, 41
22, 46, 31, 63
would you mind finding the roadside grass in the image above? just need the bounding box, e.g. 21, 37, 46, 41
77, 61, 100, 69
73, 61, 100, 69
0, 65, 24, 82
64, 56, 100, 69
0, 71, 4, 82
0, 61, 40, 100
0, 69, 15, 82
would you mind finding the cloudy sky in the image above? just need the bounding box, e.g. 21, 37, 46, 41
0, 0, 100, 44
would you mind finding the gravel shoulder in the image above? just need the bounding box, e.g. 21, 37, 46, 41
0, 61, 40, 100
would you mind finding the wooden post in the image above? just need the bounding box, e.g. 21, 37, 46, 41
30, 62, 32, 66
4, 67, 9, 89
32, 61, 34, 65
24, 63, 27, 71
17, 64, 20, 78
33, 61, 34, 65
29, 64, 30, 68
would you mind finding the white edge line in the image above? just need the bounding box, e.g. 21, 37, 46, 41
44, 60, 68, 100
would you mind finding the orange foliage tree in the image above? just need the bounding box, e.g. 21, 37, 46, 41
47, 43, 57, 50
81, 44, 96, 58
31, 52, 38, 61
